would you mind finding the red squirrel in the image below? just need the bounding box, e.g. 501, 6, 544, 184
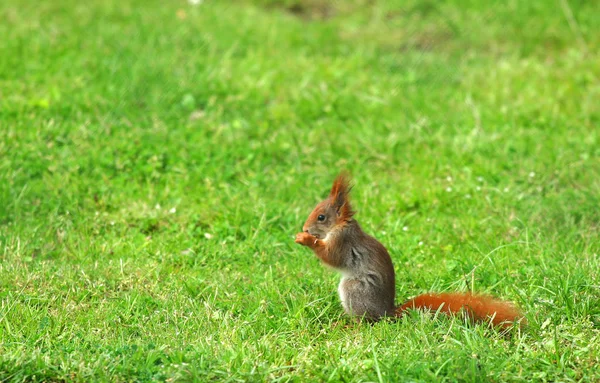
295, 173, 525, 328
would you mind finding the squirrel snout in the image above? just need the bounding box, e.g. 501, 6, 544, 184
307, 230, 320, 239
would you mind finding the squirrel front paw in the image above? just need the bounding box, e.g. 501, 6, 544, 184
295, 232, 318, 246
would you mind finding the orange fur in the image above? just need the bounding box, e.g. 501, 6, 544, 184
328, 173, 354, 222
396, 293, 526, 328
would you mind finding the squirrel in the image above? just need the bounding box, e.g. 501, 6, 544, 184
295, 173, 525, 328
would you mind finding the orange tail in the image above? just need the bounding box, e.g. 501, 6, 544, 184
396, 293, 526, 329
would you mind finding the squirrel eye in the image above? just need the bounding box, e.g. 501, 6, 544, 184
317, 214, 325, 221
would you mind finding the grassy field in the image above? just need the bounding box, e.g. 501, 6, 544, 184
1, 0, 599, 381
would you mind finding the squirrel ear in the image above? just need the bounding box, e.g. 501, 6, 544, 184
329, 172, 354, 219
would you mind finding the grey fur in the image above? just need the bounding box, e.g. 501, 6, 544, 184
330, 220, 396, 320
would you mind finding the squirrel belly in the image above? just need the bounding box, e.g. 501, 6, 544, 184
396, 292, 526, 328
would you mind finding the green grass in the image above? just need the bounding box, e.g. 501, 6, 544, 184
1, 0, 599, 381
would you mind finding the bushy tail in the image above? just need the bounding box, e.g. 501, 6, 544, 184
396, 293, 526, 329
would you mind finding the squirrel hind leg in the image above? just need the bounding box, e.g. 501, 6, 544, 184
339, 278, 393, 321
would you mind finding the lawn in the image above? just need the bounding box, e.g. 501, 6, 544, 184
1, 0, 599, 381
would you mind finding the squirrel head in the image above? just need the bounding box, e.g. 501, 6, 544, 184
302, 173, 355, 240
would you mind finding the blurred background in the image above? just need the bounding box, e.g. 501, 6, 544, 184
1, 0, 599, 381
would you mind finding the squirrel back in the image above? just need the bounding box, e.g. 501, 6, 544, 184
295, 173, 525, 328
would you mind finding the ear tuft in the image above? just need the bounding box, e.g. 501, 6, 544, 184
329, 172, 354, 220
